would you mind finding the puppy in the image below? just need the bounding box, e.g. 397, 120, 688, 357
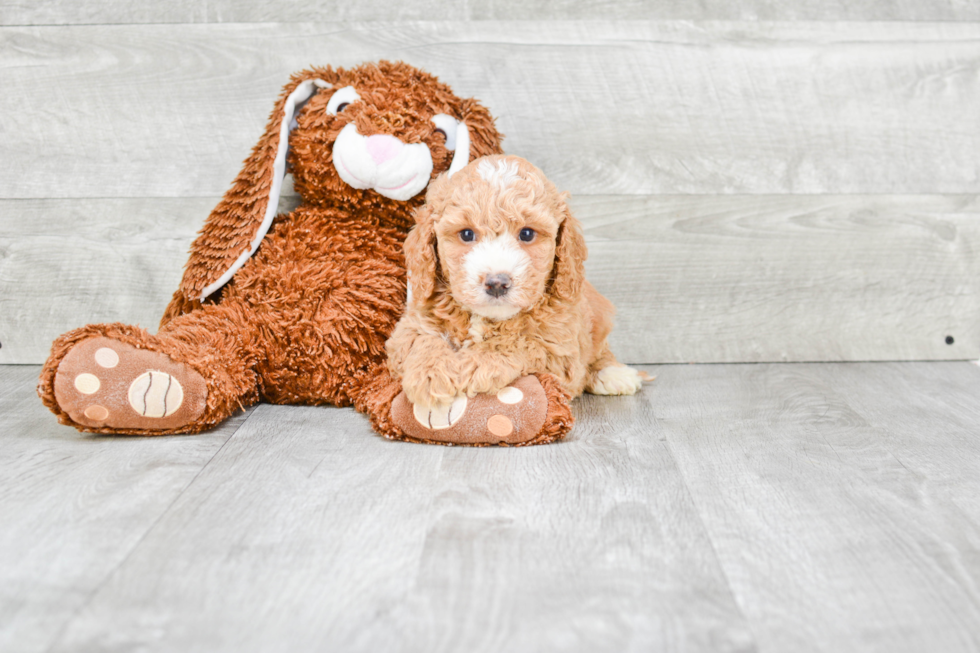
387, 154, 642, 410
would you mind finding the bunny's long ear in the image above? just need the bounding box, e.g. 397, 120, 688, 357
178, 73, 332, 304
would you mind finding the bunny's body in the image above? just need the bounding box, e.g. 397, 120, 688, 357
165, 206, 409, 414
37, 62, 574, 445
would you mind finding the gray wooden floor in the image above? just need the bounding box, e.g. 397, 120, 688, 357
3, 362, 980, 652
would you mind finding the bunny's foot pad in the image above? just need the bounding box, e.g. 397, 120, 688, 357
391, 375, 564, 446
53, 337, 207, 431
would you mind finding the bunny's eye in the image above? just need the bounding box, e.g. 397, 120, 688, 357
326, 86, 360, 115
459, 229, 476, 243
431, 114, 459, 151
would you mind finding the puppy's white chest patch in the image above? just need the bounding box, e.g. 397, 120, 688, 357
464, 315, 487, 346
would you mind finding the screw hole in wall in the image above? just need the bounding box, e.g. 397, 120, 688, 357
946, 335, 955, 345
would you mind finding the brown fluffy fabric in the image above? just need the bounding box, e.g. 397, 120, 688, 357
36, 62, 576, 444
528, 373, 575, 446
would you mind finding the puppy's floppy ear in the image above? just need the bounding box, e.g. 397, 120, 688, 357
551, 194, 587, 301
404, 174, 451, 304
174, 67, 338, 308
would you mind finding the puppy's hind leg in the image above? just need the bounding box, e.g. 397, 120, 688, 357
586, 347, 647, 396
588, 365, 644, 396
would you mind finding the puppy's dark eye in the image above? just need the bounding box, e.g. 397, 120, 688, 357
519, 228, 536, 242
459, 229, 476, 243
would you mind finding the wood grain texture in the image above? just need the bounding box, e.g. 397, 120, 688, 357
0, 198, 213, 364
6, 361, 980, 651
4, 0, 978, 25
655, 361, 980, 652
2, 194, 977, 364
0, 364, 252, 653
576, 194, 980, 363
2, 22, 979, 198
42, 397, 755, 653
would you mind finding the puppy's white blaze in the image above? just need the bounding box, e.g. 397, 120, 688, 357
477, 159, 521, 189
462, 233, 530, 320
464, 234, 530, 285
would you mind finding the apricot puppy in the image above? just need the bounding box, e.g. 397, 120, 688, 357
387, 154, 642, 416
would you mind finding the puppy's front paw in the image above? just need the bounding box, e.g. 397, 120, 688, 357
402, 362, 461, 408
457, 352, 520, 398
588, 365, 644, 396
459, 373, 514, 399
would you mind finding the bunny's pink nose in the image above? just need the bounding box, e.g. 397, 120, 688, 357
365, 134, 403, 165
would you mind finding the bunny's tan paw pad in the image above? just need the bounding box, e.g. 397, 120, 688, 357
391, 376, 551, 446
53, 337, 207, 431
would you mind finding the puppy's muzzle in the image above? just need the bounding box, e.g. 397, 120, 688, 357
484, 273, 512, 298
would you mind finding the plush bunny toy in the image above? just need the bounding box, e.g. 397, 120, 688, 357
38, 61, 573, 445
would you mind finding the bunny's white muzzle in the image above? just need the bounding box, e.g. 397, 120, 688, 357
333, 124, 433, 201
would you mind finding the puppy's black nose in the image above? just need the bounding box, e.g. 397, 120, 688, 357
484, 273, 512, 298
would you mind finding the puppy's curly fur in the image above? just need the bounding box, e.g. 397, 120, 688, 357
387, 155, 642, 408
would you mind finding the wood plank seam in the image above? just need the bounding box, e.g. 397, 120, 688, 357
644, 379, 762, 644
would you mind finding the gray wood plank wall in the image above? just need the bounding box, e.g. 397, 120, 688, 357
5, 23, 979, 197
3, 1, 978, 24
1, 19, 978, 364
